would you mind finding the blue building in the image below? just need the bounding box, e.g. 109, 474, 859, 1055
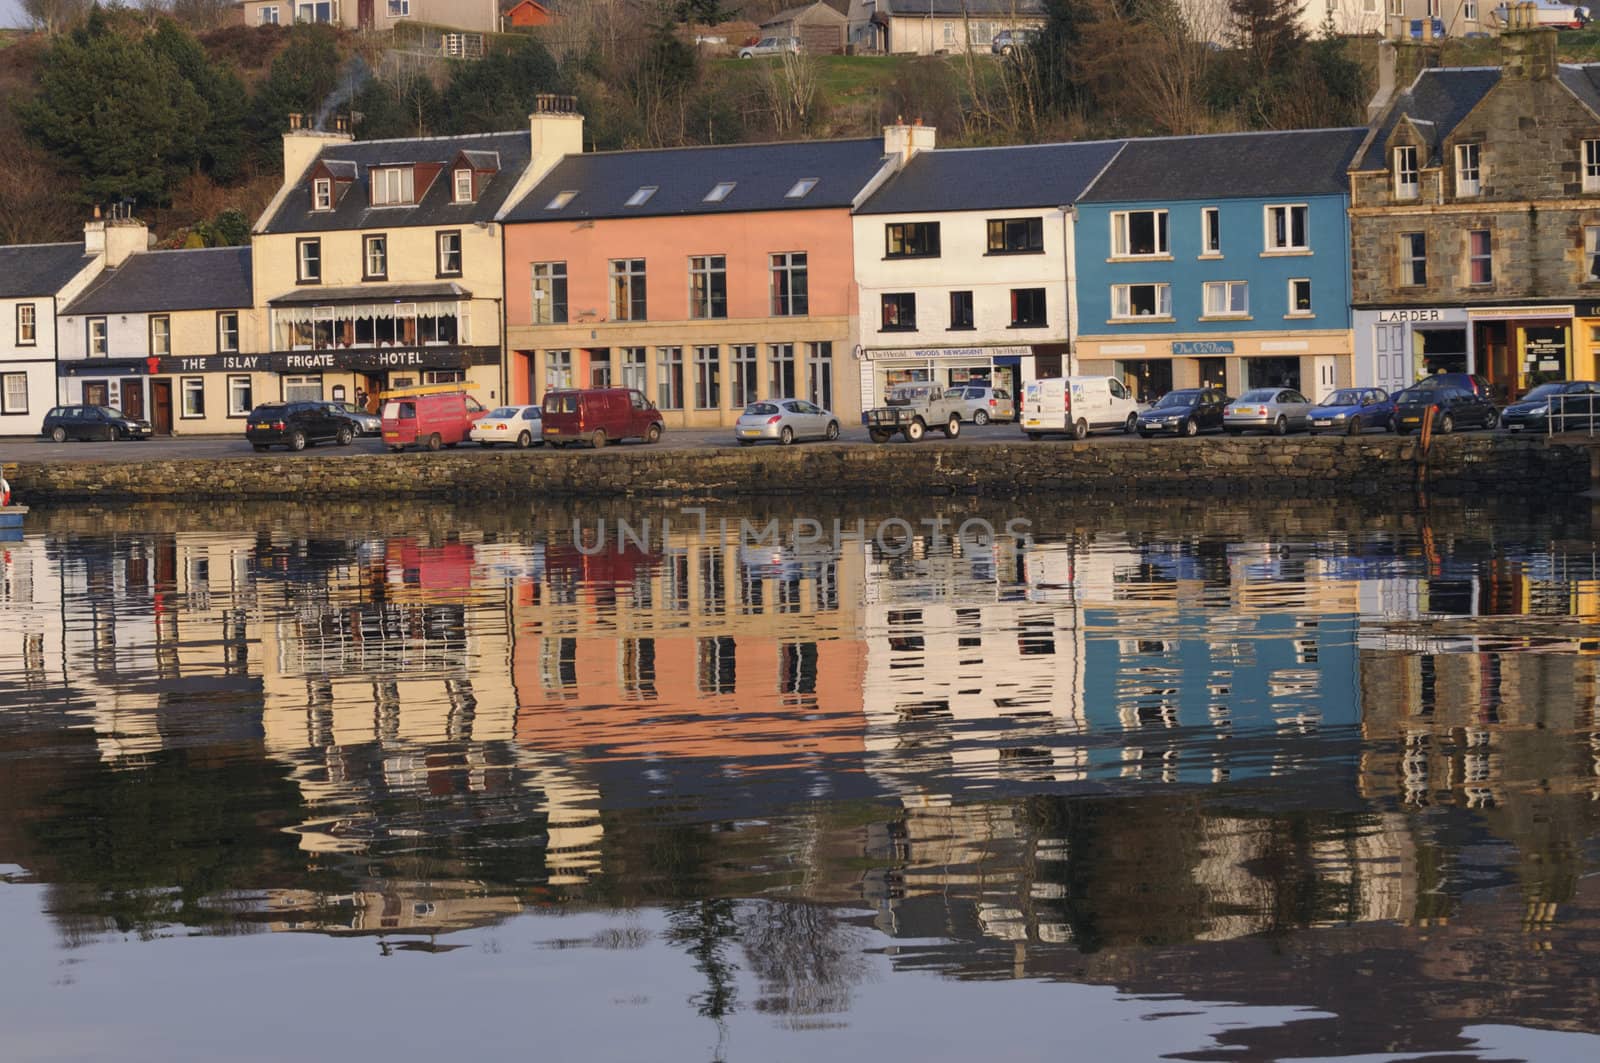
1072, 129, 1366, 402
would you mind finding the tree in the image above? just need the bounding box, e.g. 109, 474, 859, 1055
148, 18, 252, 182
438, 37, 564, 134
351, 71, 443, 140
21, 0, 92, 35
248, 23, 343, 170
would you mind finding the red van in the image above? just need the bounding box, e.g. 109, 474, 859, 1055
541, 388, 664, 448
381, 390, 487, 451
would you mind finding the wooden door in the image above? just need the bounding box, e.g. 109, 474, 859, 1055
151, 379, 173, 435
359, 0, 374, 29
121, 381, 145, 421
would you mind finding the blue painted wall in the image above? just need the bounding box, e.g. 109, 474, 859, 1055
1074, 194, 1353, 335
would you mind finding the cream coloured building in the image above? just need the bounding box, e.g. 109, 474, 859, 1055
236, 0, 501, 34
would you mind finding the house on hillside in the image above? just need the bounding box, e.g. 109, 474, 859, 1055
1349, 28, 1600, 401
235, 0, 501, 33
0, 240, 102, 436
845, 0, 1047, 55
761, 2, 848, 54
502, 0, 556, 29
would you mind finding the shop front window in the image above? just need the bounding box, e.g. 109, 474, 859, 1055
622, 347, 647, 393
284, 374, 322, 402
545, 349, 573, 391
732, 344, 758, 406
273, 301, 466, 350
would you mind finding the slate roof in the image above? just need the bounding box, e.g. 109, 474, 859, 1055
269, 282, 469, 305
1558, 64, 1600, 120
1352, 68, 1500, 170
878, 0, 1044, 14
502, 137, 891, 223
0, 243, 97, 299
1080, 128, 1368, 203
261, 130, 531, 235
855, 140, 1125, 214
62, 247, 252, 315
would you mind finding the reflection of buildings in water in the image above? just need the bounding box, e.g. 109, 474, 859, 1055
263, 884, 524, 937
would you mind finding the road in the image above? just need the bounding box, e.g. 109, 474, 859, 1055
1, 420, 1507, 464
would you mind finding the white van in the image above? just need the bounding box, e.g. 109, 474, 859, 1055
1021, 376, 1141, 439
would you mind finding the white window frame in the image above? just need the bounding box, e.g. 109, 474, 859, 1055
731, 344, 758, 406
657, 346, 684, 409
295, 2, 337, 26
531, 261, 567, 324
1587, 226, 1600, 281
1111, 210, 1169, 258
1, 372, 28, 415
1287, 278, 1313, 317
88, 317, 108, 357
180, 376, 205, 419
227, 375, 252, 418
1110, 283, 1172, 320
693, 344, 720, 410
217, 311, 239, 353
297, 238, 321, 283
371, 167, 414, 207
283, 374, 322, 402
1263, 204, 1309, 253
1394, 146, 1419, 200
16, 303, 36, 346
1585, 140, 1600, 193
364, 234, 387, 280
388, 0, 410, 16
313, 177, 332, 211
688, 254, 727, 320
1201, 280, 1249, 318
545, 349, 573, 392
621, 346, 647, 393
149, 315, 171, 356
704, 182, 736, 203
259, 5, 280, 25
436, 230, 462, 277
1400, 232, 1427, 286
770, 252, 808, 317
609, 258, 647, 322
453, 168, 473, 203
625, 185, 657, 207
785, 178, 818, 199
1201, 207, 1221, 256
1463, 0, 1478, 18
1455, 143, 1481, 197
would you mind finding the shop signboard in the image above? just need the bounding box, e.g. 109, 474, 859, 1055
1171, 340, 1234, 356
59, 347, 501, 376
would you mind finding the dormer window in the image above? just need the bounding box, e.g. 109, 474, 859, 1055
785, 178, 818, 199
372, 166, 415, 206
313, 177, 333, 211
626, 186, 657, 207
704, 181, 736, 203
1394, 146, 1419, 201
545, 190, 578, 211
453, 168, 473, 203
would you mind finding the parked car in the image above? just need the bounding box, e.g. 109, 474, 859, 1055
327, 400, 381, 436
380, 390, 487, 451
541, 387, 664, 448
40, 405, 152, 442
1392, 384, 1499, 434
738, 36, 799, 58
735, 398, 841, 446
246, 401, 356, 451
952, 385, 1015, 425
1135, 388, 1228, 437
1223, 388, 1313, 435
1491, 0, 1589, 29
1411, 372, 1494, 402
1307, 387, 1396, 435
864, 383, 966, 443
1501, 380, 1600, 432
991, 28, 1039, 55
1022, 376, 1141, 440
471, 404, 545, 448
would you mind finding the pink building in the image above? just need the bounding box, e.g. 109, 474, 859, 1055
500, 121, 934, 428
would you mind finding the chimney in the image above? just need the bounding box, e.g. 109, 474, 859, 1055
883, 118, 937, 167
83, 204, 105, 257
1502, 27, 1558, 81
530, 94, 584, 166
281, 112, 354, 187
86, 204, 149, 268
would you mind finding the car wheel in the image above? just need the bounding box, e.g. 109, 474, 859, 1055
517, 431, 533, 449
869, 429, 892, 444
426, 433, 442, 452
1387, 416, 1398, 433
1439, 414, 1454, 435
825, 420, 840, 441
905, 419, 925, 442
289, 430, 307, 452
1347, 417, 1361, 436
945, 415, 961, 438
1124, 413, 1138, 434
1183, 418, 1198, 438
737, 439, 753, 447
645, 423, 662, 444
252, 444, 268, 452
780, 425, 795, 445
1225, 427, 1242, 436
1026, 432, 1042, 441
50, 426, 66, 443
336, 426, 353, 446
974, 409, 990, 426
1272, 415, 1288, 436
1394, 427, 1410, 437
389, 445, 404, 452
1483, 409, 1499, 430
1072, 418, 1088, 440
591, 429, 607, 449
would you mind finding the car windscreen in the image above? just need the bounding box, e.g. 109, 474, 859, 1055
1521, 384, 1565, 401
1318, 390, 1364, 406
98, 407, 126, 419
1153, 391, 1201, 408
1235, 390, 1276, 403
489, 407, 519, 419
744, 403, 779, 416
543, 393, 577, 414
253, 406, 287, 418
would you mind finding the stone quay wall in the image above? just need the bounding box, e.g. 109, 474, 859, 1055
4, 437, 1591, 503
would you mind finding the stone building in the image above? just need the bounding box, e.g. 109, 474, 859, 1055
1349, 29, 1600, 401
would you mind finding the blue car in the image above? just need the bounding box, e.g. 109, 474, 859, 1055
1307, 387, 1395, 435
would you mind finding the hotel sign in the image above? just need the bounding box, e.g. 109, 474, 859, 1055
1170, 340, 1234, 356
60, 347, 502, 376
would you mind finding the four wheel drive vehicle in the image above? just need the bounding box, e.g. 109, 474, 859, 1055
471, 405, 545, 448
952, 385, 1014, 424
381, 391, 487, 451
1223, 388, 1313, 435
738, 36, 799, 58
1393, 384, 1499, 435
541, 387, 664, 448
246, 401, 357, 451
327, 401, 381, 435
40, 405, 152, 442
1308, 387, 1396, 435
1136, 388, 1229, 437
735, 398, 842, 446
1501, 380, 1600, 432
991, 28, 1039, 54
864, 383, 967, 443
1412, 372, 1494, 402
1022, 376, 1141, 440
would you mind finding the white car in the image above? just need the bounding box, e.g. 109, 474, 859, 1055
739, 36, 800, 59
1491, 0, 1589, 27
470, 404, 544, 448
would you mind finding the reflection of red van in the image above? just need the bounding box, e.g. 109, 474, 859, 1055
541, 388, 664, 448
381, 391, 487, 451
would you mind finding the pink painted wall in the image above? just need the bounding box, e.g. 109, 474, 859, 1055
503, 208, 857, 325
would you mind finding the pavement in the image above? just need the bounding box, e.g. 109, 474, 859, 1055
0, 419, 1513, 464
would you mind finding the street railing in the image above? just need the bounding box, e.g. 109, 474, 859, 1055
1548, 393, 1599, 437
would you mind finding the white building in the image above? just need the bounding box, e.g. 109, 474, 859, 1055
846, 0, 1048, 55
850, 137, 1124, 410
0, 240, 101, 435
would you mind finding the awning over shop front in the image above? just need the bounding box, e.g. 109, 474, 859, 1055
859, 345, 1033, 361
269, 282, 472, 306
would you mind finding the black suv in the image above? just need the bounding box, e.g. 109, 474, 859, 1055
245, 402, 357, 451
1393, 384, 1499, 434
41, 405, 152, 442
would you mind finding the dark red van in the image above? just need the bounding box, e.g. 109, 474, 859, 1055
541, 388, 664, 448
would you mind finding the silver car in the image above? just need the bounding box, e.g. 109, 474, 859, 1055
327, 401, 381, 436
734, 398, 841, 446
953, 385, 1015, 424
1223, 387, 1312, 435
